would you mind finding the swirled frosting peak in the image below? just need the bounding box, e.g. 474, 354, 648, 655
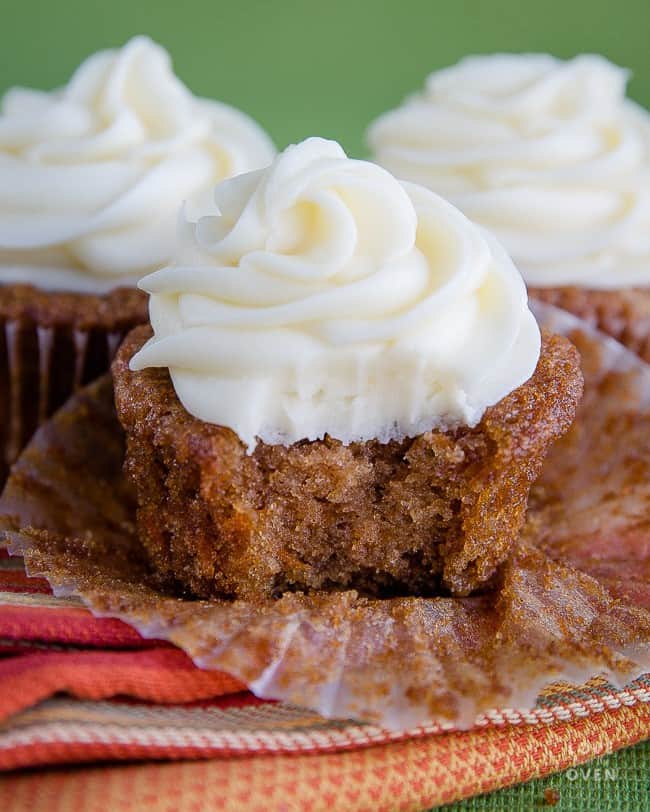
0, 36, 275, 292
368, 54, 650, 289
131, 137, 540, 450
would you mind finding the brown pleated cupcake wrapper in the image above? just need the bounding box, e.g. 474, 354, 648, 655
530, 286, 650, 365
1, 302, 649, 731
0, 316, 128, 484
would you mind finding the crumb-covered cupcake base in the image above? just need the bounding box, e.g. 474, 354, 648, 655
113, 325, 582, 601
531, 286, 650, 363
1, 301, 647, 731
0, 283, 147, 482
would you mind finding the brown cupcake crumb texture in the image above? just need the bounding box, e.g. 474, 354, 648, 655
531, 286, 650, 363
113, 327, 583, 602
0, 284, 147, 483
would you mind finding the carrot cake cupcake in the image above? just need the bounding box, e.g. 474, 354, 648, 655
0, 36, 275, 478
113, 137, 582, 601
367, 54, 650, 361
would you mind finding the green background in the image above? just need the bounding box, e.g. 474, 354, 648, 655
3, 0, 650, 157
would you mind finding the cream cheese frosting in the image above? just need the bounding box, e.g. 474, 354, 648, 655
131, 137, 540, 451
0, 36, 276, 293
367, 54, 650, 290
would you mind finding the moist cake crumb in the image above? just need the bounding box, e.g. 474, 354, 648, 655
113, 327, 583, 601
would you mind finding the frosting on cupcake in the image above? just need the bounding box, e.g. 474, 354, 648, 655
0, 36, 275, 293
368, 54, 650, 290
131, 137, 540, 451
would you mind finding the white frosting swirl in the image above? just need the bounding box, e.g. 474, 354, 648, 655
368, 54, 650, 289
131, 137, 540, 450
0, 36, 275, 292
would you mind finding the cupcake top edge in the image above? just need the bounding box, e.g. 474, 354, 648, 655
130, 136, 541, 451
0, 35, 276, 293
367, 52, 650, 291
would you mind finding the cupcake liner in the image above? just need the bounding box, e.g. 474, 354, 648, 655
529, 299, 650, 611
0, 282, 148, 487
1, 303, 650, 731
0, 316, 129, 486
531, 286, 650, 364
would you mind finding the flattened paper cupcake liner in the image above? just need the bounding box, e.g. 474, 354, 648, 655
528, 299, 650, 610
0, 303, 649, 730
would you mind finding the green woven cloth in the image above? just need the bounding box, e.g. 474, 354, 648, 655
438, 740, 649, 811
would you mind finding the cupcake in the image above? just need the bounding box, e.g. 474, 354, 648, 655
0, 36, 275, 480
113, 137, 582, 601
367, 54, 650, 361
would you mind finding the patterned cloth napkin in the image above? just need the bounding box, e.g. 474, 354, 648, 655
1, 549, 648, 810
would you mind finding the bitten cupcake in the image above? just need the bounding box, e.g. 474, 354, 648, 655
113, 137, 582, 601
368, 54, 650, 361
0, 36, 275, 480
